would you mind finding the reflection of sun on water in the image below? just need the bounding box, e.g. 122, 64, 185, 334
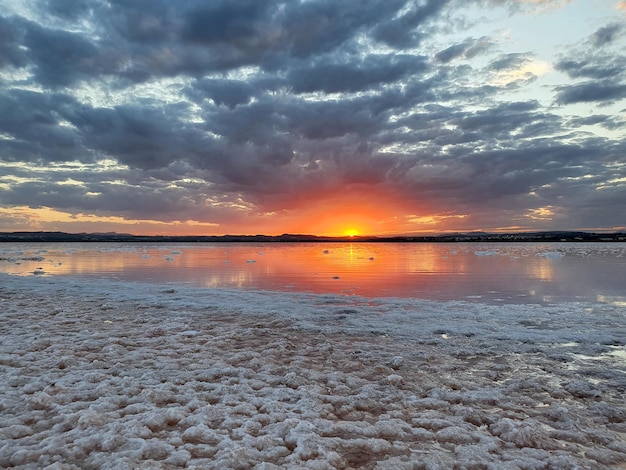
527, 259, 555, 282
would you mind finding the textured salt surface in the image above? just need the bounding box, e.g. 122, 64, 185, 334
1, 274, 626, 469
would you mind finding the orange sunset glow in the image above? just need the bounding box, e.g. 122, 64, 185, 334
278, 193, 417, 237
0, 200, 494, 237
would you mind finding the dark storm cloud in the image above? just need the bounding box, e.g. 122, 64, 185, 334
42, 0, 93, 20
372, 0, 451, 47
185, 79, 254, 109
0, 178, 208, 221
134, 0, 415, 74
0, 15, 26, 68
488, 53, 531, 72
71, 104, 192, 170
287, 54, 427, 94
435, 43, 468, 64
568, 114, 626, 131
590, 23, 624, 46
554, 22, 626, 106
277, 0, 408, 56
0, 0, 624, 232
435, 37, 493, 63
555, 81, 626, 105
395, 136, 626, 223
23, 22, 102, 87
181, 0, 275, 46
451, 101, 541, 134
555, 56, 626, 80
0, 89, 84, 162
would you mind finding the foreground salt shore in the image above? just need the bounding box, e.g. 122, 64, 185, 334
1, 274, 625, 469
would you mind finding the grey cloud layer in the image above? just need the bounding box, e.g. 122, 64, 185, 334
0, 0, 624, 230
554, 22, 626, 105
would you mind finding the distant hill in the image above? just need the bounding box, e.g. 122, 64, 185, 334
0, 231, 624, 243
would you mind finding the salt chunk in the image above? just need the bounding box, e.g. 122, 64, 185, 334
389, 356, 404, 369
7, 449, 38, 466
164, 449, 192, 466
141, 439, 174, 460
255, 463, 281, 470
387, 374, 404, 386
564, 380, 602, 399
180, 330, 198, 337
283, 372, 306, 389
435, 425, 478, 444
1, 424, 33, 439
43, 464, 82, 470
489, 418, 557, 449
182, 424, 222, 444
586, 447, 626, 465
28, 391, 53, 410
101, 434, 125, 452
77, 410, 110, 428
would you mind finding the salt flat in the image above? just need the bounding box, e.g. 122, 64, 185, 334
1, 273, 625, 469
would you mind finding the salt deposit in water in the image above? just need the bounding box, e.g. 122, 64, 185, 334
538, 251, 565, 259
1, 273, 625, 468
474, 250, 498, 257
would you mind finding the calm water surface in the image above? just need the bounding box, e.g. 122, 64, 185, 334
1, 242, 625, 305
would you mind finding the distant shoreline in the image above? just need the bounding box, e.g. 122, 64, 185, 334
0, 230, 624, 243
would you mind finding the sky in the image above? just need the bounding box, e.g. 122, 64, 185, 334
0, 0, 625, 237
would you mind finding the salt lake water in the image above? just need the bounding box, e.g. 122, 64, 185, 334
2, 242, 626, 467
1, 242, 625, 305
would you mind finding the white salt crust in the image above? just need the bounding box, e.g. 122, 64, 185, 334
1, 273, 625, 469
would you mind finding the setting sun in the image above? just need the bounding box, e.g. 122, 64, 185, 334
343, 228, 360, 237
